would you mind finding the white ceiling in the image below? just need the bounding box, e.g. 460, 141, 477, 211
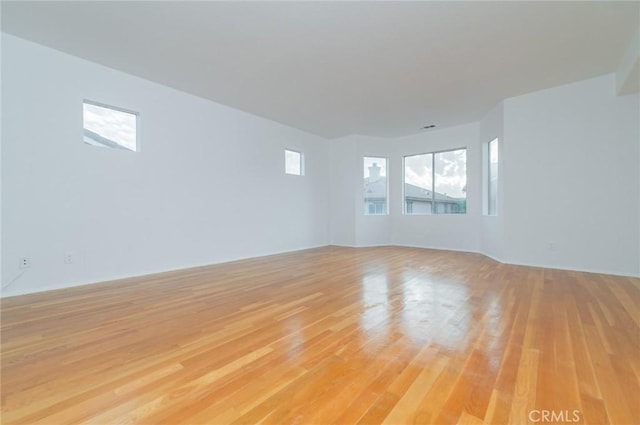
2, 1, 638, 139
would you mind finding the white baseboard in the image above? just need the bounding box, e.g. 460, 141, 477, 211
496, 258, 640, 278
1, 243, 331, 298
389, 242, 481, 255
329, 243, 640, 278
5, 243, 637, 298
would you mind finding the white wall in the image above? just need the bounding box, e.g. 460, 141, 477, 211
478, 102, 504, 260
3, 36, 638, 298
356, 136, 393, 247
329, 137, 357, 246
329, 124, 481, 252
503, 74, 639, 276
329, 134, 393, 247
389, 123, 481, 252
617, 27, 640, 95
329, 75, 639, 277
1, 34, 330, 297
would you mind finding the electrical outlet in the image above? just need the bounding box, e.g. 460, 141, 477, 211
548, 242, 556, 252
64, 252, 74, 264
19, 257, 31, 269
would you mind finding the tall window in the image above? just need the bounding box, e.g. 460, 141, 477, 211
404, 148, 466, 214
83, 100, 138, 151
487, 138, 499, 215
364, 157, 388, 215
285, 149, 303, 175
404, 153, 433, 214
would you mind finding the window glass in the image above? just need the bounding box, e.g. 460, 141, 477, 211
364, 157, 388, 215
83, 100, 138, 151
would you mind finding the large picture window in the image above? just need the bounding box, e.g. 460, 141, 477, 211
404, 148, 466, 214
364, 157, 388, 215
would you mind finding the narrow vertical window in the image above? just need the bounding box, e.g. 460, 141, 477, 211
83, 100, 138, 151
285, 149, 303, 175
487, 138, 499, 215
363, 157, 388, 215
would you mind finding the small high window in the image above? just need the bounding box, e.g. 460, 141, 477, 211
83, 100, 138, 151
285, 149, 303, 175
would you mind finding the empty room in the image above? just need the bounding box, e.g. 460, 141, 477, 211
1, 1, 639, 424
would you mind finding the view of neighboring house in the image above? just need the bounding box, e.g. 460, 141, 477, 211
83, 129, 129, 150
403, 182, 465, 214
364, 163, 466, 214
363, 162, 388, 214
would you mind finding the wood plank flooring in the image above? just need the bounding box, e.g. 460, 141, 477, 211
1, 246, 638, 424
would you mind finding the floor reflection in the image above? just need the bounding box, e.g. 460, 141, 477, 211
399, 271, 471, 351
358, 260, 505, 363
360, 272, 391, 354
279, 317, 306, 361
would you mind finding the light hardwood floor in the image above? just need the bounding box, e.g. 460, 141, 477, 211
1, 246, 638, 424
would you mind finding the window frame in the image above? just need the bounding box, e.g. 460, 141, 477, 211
285, 149, 304, 176
403, 147, 467, 216
402, 152, 433, 215
363, 156, 389, 216
82, 99, 140, 152
486, 138, 499, 216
